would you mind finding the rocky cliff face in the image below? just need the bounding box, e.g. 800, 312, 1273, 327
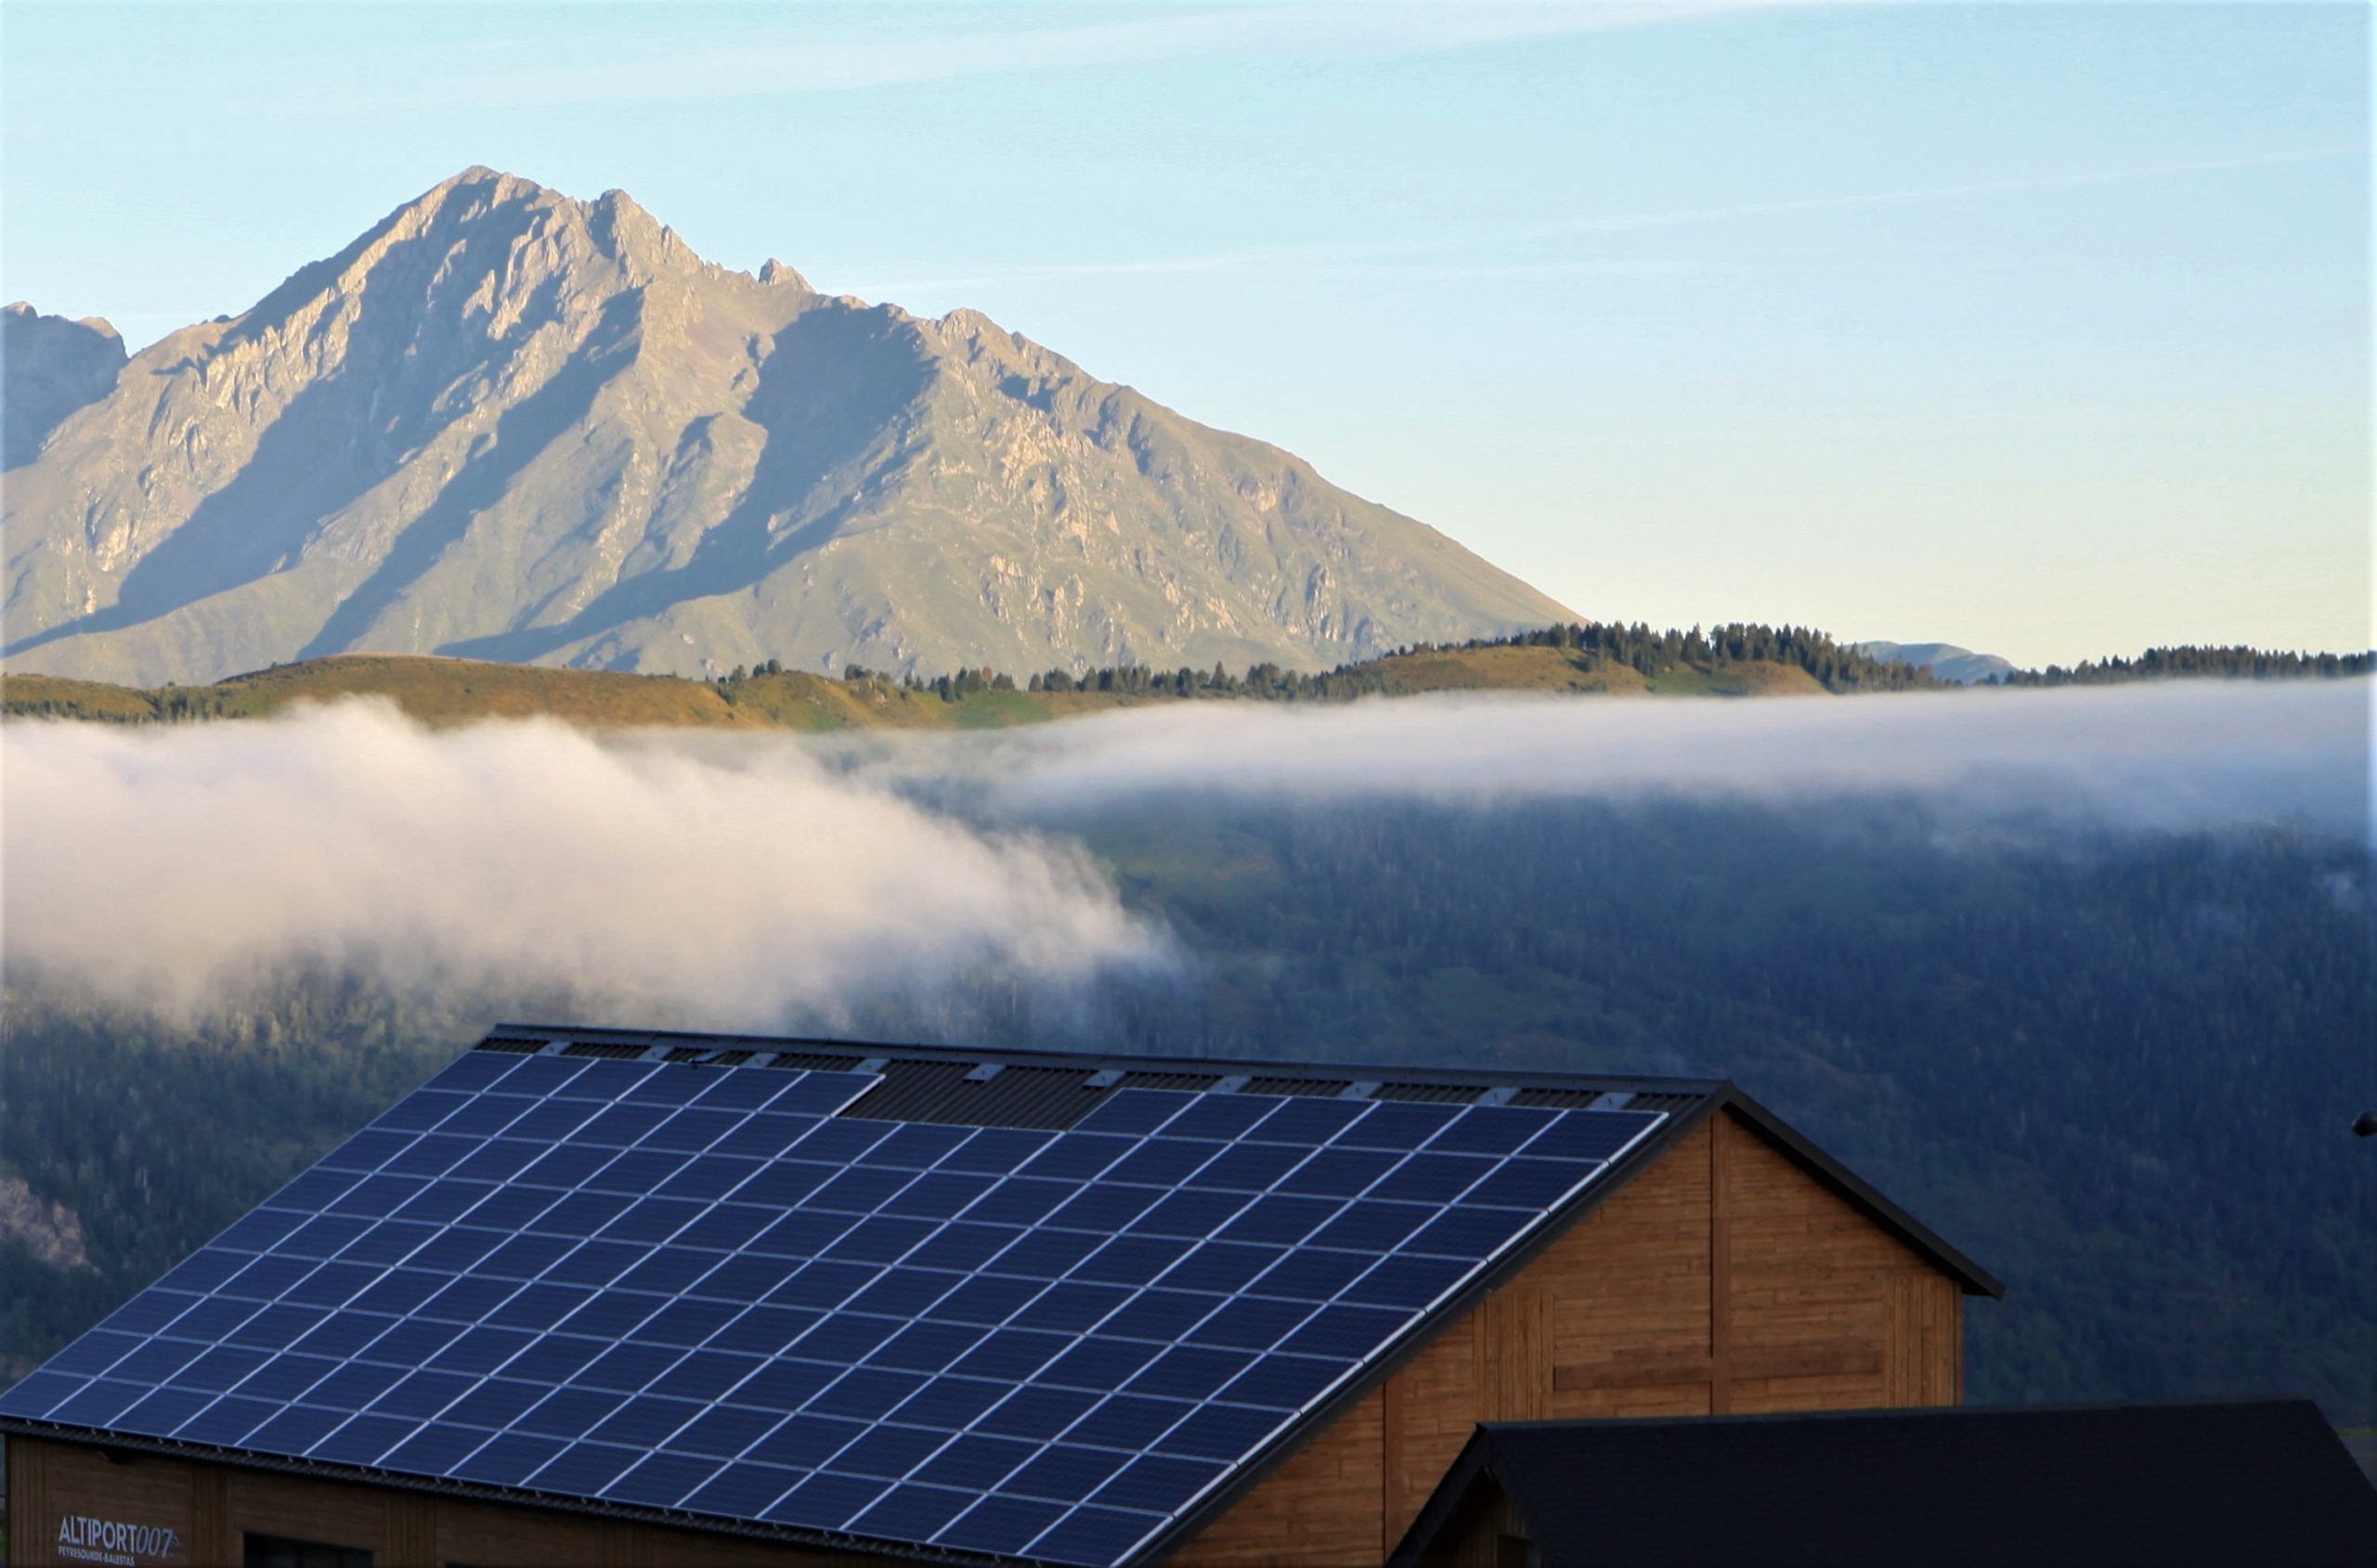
4, 302, 127, 469
3, 168, 1572, 685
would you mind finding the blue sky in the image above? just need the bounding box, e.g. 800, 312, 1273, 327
3, 1, 2366, 666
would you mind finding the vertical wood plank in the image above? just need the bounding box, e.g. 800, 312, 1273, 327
193, 1462, 232, 1566
1709, 1110, 1733, 1414
1383, 1363, 1409, 1558
387, 1490, 437, 1567
9, 1439, 45, 1568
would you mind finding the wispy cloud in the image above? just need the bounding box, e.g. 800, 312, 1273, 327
851, 680, 2374, 843
268, 1, 1810, 116
1528, 145, 2361, 238
848, 246, 1695, 298
845, 144, 2354, 299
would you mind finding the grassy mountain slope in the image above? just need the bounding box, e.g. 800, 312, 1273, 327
0, 643, 1836, 731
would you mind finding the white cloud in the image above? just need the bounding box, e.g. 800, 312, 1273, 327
7, 680, 2359, 1025
269, 1, 1806, 116
0, 701, 1165, 1021
845, 679, 2374, 839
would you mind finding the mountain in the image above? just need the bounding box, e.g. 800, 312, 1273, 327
1, 168, 1572, 687
1856, 640, 2017, 685
3, 303, 126, 469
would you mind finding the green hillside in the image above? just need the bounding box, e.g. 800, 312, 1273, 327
0, 621, 1894, 730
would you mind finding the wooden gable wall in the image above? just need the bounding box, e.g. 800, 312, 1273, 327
1175, 1109, 1966, 1565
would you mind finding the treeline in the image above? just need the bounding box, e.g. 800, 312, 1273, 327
1988, 645, 2374, 687
12, 627, 2375, 727
1009, 620, 1937, 700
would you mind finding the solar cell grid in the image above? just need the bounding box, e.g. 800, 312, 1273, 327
0, 1050, 1666, 1568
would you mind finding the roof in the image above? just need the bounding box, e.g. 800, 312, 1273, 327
0, 1023, 1997, 1566
1389, 1401, 2377, 1568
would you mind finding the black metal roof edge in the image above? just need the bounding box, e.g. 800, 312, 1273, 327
1472, 1393, 2338, 1434
487, 1021, 1729, 1099
1708, 1087, 2005, 1299
0, 1415, 1038, 1568
1381, 1423, 1498, 1568
1128, 1095, 1712, 1564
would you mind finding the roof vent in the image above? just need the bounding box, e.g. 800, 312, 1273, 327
1340, 1081, 1383, 1100
476, 1036, 547, 1055
965, 1063, 1005, 1083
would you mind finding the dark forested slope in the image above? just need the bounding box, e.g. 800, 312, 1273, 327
5, 797, 2370, 1418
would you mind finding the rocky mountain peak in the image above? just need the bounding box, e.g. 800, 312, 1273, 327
2, 170, 1572, 686
3, 302, 127, 468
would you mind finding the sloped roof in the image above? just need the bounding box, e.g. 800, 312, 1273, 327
0, 1024, 1996, 1565
1390, 1401, 2377, 1568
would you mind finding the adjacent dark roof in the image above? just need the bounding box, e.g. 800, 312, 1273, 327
0, 1024, 1999, 1567
1389, 1401, 2377, 1568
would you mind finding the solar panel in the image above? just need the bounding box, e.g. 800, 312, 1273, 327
0, 1054, 1664, 1568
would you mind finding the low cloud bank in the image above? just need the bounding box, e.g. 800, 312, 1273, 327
859, 680, 2372, 840
2, 701, 1162, 1021
4, 680, 2361, 1022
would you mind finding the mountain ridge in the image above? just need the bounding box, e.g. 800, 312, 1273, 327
1, 168, 1572, 687
1856, 639, 2018, 685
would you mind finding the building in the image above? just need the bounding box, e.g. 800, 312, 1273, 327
1386, 1400, 2377, 1567
2, 1025, 1998, 1568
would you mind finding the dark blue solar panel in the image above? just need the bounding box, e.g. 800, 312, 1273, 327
681, 1459, 803, 1516
940, 1494, 1068, 1555
0, 1046, 1667, 1567
452, 1430, 563, 1485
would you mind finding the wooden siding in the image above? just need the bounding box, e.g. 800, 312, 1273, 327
1172, 1389, 1385, 1566
5, 1436, 870, 1568
1183, 1108, 1968, 1564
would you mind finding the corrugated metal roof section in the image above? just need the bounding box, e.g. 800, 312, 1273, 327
761, 1048, 868, 1072
843, 1060, 1105, 1130
1116, 1070, 1223, 1091
472, 1024, 1733, 1133
559, 1041, 648, 1060
1244, 1075, 1354, 1098
1627, 1091, 1710, 1115
1373, 1082, 1482, 1103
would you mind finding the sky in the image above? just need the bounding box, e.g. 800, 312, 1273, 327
1, 1, 2367, 667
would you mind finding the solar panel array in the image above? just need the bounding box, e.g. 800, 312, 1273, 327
0, 1049, 1663, 1567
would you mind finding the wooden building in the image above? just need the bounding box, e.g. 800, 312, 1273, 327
4, 1026, 1998, 1568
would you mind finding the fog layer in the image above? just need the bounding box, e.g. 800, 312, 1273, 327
5, 680, 2363, 1021
1, 701, 1161, 1019
848, 680, 2372, 839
